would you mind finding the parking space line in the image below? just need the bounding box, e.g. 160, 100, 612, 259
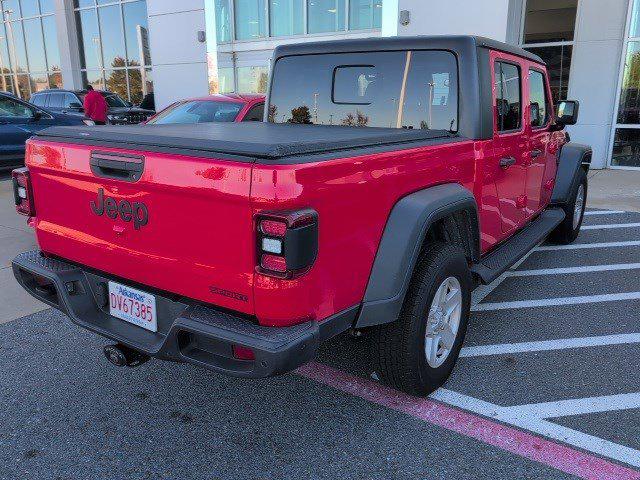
506, 263, 640, 277
584, 210, 626, 216
298, 363, 640, 477
504, 393, 640, 419
582, 223, 640, 230
472, 292, 640, 312
460, 333, 640, 357
536, 240, 640, 251
433, 388, 640, 470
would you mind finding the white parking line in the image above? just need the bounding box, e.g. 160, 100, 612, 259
432, 388, 640, 468
460, 333, 640, 357
584, 210, 626, 216
536, 240, 640, 251
582, 222, 640, 230
504, 393, 640, 419
472, 292, 640, 312
506, 263, 640, 277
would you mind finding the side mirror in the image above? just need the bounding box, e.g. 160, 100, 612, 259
31, 110, 42, 121
555, 100, 579, 127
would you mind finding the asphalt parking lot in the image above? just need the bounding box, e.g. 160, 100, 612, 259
1, 172, 639, 480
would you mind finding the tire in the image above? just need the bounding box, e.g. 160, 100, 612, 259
370, 242, 472, 396
550, 168, 588, 245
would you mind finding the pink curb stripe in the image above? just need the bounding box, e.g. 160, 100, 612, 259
297, 362, 640, 480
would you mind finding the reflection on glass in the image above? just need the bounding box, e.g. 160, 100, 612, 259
523, 0, 577, 44
23, 18, 46, 72
307, 0, 345, 33
98, 5, 125, 69
631, 0, 640, 38
525, 45, 572, 104
219, 67, 234, 93
149, 101, 244, 124
234, 0, 266, 40
269, 51, 406, 127
612, 128, 640, 167
74, 0, 94, 8
19, 0, 39, 17
29, 73, 48, 93
348, 0, 381, 30
41, 14, 60, 68
215, 0, 232, 42
127, 67, 148, 104
105, 68, 128, 99
123, 1, 149, 65
16, 73, 29, 98
48, 69, 62, 88
617, 42, 640, 124
7, 21, 27, 70
82, 69, 104, 90
2, 1, 20, 19
77, 8, 100, 69
270, 0, 303, 37
39, 0, 55, 14
237, 66, 268, 93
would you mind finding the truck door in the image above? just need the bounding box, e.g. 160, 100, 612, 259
526, 67, 556, 215
491, 55, 528, 234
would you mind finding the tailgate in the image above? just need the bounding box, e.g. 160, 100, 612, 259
26, 139, 256, 315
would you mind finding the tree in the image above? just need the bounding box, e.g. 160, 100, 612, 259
105, 57, 144, 103
268, 104, 278, 123
288, 105, 312, 124
341, 110, 369, 127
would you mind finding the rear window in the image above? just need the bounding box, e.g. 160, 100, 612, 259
268, 50, 459, 131
147, 100, 244, 125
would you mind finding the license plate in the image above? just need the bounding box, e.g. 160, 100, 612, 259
108, 281, 157, 332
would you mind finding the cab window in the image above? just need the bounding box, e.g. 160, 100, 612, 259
0, 96, 33, 118
242, 103, 264, 121
529, 69, 549, 128
494, 61, 522, 132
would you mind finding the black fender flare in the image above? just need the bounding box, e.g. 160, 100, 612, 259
551, 143, 592, 206
355, 183, 479, 329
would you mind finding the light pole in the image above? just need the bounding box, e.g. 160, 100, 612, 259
3, 9, 21, 98
0, 35, 7, 92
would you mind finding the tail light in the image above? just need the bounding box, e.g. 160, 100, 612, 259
256, 209, 318, 279
12, 168, 35, 217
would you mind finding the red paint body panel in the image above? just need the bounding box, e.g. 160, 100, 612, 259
26, 141, 256, 316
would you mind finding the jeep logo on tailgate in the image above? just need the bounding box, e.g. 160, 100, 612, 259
90, 188, 149, 230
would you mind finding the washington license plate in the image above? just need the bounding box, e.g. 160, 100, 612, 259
108, 281, 157, 332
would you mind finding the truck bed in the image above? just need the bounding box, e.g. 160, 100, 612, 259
35, 122, 459, 162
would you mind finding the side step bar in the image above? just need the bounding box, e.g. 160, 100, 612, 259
472, 208, 565, 284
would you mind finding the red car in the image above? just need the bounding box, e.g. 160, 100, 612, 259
145, 94, 265, 125
12, 36, 589, 396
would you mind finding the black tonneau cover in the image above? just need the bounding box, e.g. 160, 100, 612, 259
35, 122, 457, 161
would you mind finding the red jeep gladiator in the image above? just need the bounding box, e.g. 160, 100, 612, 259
12, 36, 590, 395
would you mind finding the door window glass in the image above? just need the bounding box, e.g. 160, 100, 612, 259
494, 61, 522, 132
242, 103, 264, 121
30, 93, 48, 107
529, 69, 549, 127
0, 96, 33, 117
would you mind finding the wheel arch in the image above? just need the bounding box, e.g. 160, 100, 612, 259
354, 183, 479, 329
552, 142, 592, 206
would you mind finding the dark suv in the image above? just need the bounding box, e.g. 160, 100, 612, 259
30, 89, 155, 125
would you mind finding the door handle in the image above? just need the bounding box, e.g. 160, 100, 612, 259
530, 149, 543, 158
499, 157, 516, 169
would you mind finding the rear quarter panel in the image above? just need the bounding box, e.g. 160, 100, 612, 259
251, 140, 476, 326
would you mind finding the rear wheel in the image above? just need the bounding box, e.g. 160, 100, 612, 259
370, 242, 472, 396
550, 168, 588, 244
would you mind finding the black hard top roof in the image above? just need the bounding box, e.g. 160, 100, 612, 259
273, 35, 544, 65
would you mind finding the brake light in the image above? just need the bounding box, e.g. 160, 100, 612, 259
12, 168, 35, 217
232, 345, 255, 361
255, 209, 318, 279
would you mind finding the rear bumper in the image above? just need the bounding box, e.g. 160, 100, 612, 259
12, 250, 357, 378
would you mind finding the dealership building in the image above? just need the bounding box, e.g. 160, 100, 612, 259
2, 0, 640, 169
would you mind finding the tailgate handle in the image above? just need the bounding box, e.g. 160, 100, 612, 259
90, 151, 144, 182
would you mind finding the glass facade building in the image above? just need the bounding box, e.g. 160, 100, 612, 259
74, 0, 152, 103
1, 0, 61, 99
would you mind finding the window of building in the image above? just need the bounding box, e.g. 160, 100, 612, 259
75, 0, 153, 105
0, 0, 62, 99
521, 0, 576, 104
234, 0, 267, 40
529, 69, 549, 127
494, 61, 521, 132
214, 0, 232, 43
308, 0, 345, 34
611, 0, 640, 168
237, 65, 269, 93
269, 0, 303, 37
218, 67, 235, 93
348, 0, 382, 31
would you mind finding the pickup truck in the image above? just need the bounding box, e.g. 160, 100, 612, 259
11, 36, 590, 396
